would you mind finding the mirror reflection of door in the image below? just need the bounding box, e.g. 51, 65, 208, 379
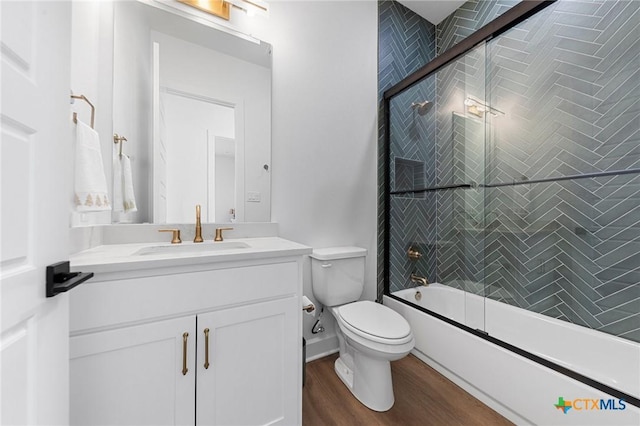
160, 90, 235, 223
213, 136, 236, 223
114, 2, 271, 224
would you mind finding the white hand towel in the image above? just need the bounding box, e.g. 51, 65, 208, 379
74, 121, 111, 211
113, 153, 137, 213
112, 152, 123, 212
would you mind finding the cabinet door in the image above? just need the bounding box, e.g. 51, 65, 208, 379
70, 316, 196, 425
197, 297, 300, 425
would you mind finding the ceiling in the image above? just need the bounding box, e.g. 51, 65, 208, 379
396, 0, 467, 25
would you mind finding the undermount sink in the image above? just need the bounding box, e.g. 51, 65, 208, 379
135, 241, 250, 256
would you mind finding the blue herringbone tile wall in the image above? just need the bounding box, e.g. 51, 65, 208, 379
378, 0, 436, 300
380, 0, 640, 343
379, 1, 508, 302
437, 0, 519, 55
379, 1, 435, 98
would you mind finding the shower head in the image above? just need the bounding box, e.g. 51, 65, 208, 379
411, 101, 433, 115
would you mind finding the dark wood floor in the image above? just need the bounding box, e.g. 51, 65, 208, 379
303, 353, 513, 426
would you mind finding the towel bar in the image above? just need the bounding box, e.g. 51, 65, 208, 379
114, 133, 128, 157
70, 94, 95, 128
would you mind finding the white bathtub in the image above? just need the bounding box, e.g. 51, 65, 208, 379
385, 284, 640, 425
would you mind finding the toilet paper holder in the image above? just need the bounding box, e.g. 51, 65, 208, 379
302, 295, 315, 313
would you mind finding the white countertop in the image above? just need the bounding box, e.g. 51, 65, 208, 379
70, 237, 312, 275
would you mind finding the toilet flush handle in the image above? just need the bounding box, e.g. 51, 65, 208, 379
321, 263, 332, 268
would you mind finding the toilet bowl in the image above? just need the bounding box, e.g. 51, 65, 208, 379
329, 301, 415, 411
310, 247, 414, 412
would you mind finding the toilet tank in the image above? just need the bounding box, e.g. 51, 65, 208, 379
310, 247, 367, 307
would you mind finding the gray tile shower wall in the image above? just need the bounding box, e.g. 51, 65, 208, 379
388, 83, 438, 291
378, 0, 436, 299
388, 194, 437, 293
485, 174, 640, 342
486, 0, 640, 182
437, 0, 519, 55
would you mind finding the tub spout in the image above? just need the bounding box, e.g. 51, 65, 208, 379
410, 273, 429, 287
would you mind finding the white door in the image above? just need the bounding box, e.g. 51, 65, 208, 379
207, 130, 216, 222
1, 1, 72, 424
69, 316, 196, 426
196, 297, 300, 426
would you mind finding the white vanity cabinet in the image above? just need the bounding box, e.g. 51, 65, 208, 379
196, 297, 299, 425
69, 253, 305, 426
70, 316, 197, 425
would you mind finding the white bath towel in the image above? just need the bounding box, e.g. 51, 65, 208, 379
113, 153, 137, 213
74, 121, 111, 211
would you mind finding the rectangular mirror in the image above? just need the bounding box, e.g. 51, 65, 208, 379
112, 0, 272, 224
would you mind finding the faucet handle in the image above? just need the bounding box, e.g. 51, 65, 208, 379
159, 229, 182, 244
214, 227, 233, 242
407, 246, 422, 260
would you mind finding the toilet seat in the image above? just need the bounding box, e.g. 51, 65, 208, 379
334, 301, 413, 345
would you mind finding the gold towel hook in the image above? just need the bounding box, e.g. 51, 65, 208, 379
70, 94, 95, 129
113, 133, 128, 157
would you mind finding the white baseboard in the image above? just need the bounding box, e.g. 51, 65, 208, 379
305, 334, 338, 362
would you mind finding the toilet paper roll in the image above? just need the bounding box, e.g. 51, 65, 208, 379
302, 295, 316, 316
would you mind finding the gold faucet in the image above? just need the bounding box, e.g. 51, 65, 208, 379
214, 227, 233, 242
194, 205, 203, 243
410, 273, 429, 286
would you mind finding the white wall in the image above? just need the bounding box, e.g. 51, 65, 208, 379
252, 1, 379, 355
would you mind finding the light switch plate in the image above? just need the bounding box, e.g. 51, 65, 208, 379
247, 192, 261, 202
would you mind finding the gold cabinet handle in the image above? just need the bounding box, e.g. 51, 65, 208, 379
204, 328, 210, 369
182, 332, 189, 376
159, 229, 182, 244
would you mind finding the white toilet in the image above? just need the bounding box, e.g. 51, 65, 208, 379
310, 247, 415, 412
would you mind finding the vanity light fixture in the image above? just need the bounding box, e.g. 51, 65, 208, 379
176, 0, 268, 19
144, 0, 262, 44
225, 0, 269, 17
177, 0, 231, 20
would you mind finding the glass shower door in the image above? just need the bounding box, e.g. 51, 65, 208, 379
483, 0, 640, 346
387, 42, 488, 331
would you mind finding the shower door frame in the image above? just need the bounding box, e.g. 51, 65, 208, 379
381, 0, 640, 409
